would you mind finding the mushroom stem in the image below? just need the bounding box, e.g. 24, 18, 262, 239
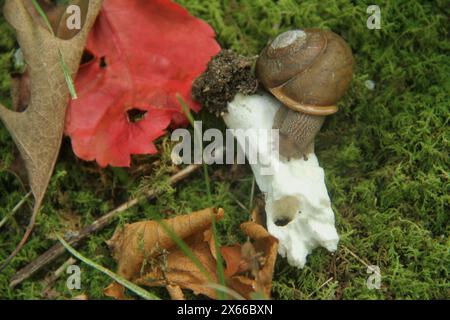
223, 92, 339, 268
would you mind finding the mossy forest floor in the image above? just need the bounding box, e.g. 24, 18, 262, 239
0, 0, 449, 299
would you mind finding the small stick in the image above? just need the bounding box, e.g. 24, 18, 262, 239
307, 277, 334, 298
341, 245, 379, 273
229, 193, 249, 213
10, 164, 200, 288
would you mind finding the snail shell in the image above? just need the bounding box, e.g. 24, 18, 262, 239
256, 29, 353, 116
256, 29, 353, 159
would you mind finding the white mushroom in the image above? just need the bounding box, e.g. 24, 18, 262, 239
223, 92, 338, 268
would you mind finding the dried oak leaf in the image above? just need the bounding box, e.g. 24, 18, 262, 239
166, 284, 185, 300
0, 0, 102, 270
65, 0, 221, 167
105, 208, 223, 299
106, 208, 278, 300
5, 0, 90, 187
136, 229, 220, 299
106, 208, 224, 281
220, 245, 242, 278
226, 222, 279, 299
104, 281, 127, 300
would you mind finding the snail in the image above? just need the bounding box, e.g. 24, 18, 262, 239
256, 29, 353, 159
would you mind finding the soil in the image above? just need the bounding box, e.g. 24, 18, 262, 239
192, 50, 259, 116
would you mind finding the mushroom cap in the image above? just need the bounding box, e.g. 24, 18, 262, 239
256, 29, 353, 116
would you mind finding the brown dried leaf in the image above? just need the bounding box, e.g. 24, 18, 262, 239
24, 0, 90, 40
221, 245, 242, 278
250, 203, 266, 228
107, 209, 278, 300
226, 222, 278, 299
107, 208, 224, 281
0, 0, 102, 269
166, 285, 185, 300
9, 0, 89, 112
104, 282, 127, 300
136, 230, 220, 299
10, 72, 31, 113
72, 294, 89, 300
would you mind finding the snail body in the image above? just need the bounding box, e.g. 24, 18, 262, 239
256, 29, 353, 159
273, 107, 325, 159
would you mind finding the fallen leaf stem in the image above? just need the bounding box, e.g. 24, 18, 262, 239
0, 196, 44, 273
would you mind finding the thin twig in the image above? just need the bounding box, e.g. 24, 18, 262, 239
307, 277, 334, 298
342, 245, 380, 276
341, 245, 370, 268
229, 193, 249, 212
10, 164, 200, 288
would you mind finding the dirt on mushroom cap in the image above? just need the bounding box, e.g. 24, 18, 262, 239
192, 50, 259, 116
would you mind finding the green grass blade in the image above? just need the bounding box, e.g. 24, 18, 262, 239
57, 234, 160, 300
0, 192, 32, 229
58, 50, 78, 99
155, 219, 213, 282
206, 283, 246, 300
31, 0, 55, 36
176, 95, 227, 299
30, 0, 78, 99
249, 176, 255, 210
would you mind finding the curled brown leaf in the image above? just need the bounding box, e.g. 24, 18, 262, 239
107, 208, 278, 300
107, 208, 224, 281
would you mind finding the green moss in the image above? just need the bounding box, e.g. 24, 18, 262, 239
0, 0, 449, 299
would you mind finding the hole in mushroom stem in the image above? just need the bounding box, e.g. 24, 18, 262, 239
274, 218, 293, 227
127, 108, 147, 123
271, 196, 300, 227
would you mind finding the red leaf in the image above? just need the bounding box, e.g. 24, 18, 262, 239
65, 0, 220, 167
